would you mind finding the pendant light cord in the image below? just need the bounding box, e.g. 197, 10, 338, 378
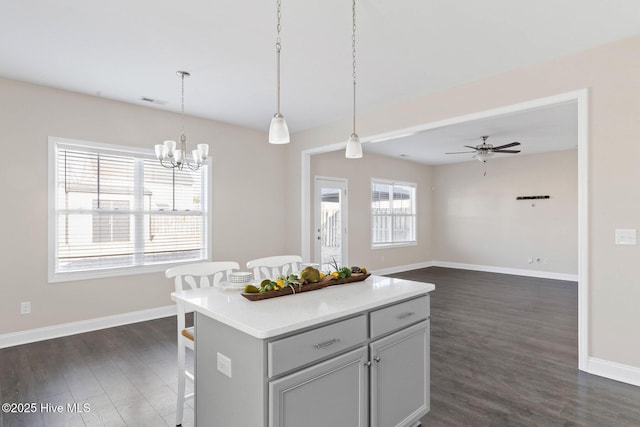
352, 0, 357, 135
276, 0, 282, 115
180, 72, 186, 138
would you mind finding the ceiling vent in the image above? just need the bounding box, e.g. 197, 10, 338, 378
139, 96, 167, 105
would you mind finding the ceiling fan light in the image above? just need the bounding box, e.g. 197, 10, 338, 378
345, 134, 363, 159
269, 113, 290, 144
476, 151, 494, 162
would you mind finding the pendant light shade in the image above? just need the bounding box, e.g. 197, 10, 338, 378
269, 0, 290, 144
345, 133, 363, 159
269, 113, 290, 144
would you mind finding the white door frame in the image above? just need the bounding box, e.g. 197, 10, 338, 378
301, 88, 589, 371
313, 176, 348, 268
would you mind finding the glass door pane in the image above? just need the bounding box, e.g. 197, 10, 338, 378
314, 178, 347, 270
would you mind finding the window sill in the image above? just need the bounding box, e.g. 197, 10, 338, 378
371, 242, 417, 250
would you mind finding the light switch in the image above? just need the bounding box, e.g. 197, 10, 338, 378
615, 229, 637, 245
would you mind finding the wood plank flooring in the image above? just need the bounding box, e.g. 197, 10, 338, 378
0, 267, 639, 426
0, 315, 194, 427
389, 267, 640, 427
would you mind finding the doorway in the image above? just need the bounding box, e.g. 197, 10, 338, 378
314, 177, 348, 270
301, 89, 588, 370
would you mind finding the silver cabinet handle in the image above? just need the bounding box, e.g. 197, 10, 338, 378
396, 311, 415, 320
314, 338, 341, 349
373, 356, 381, 363
364, 360, 372, 367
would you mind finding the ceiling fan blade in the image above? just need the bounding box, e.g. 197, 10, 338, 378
463, 145, 479, 150
446, 150, 477, 154
491, 141, 520, 150
493, 149, 521, 153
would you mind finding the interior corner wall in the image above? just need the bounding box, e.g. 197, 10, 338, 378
286, 35, 640, 370
310, 150, 433, 271
432, 150, 578, 275
0, 77, 288, 335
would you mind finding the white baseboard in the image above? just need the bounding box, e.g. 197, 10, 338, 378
587, 357, 640, 387
431, 261, 578, 282
371, 261, 434, 276
0, 305, 177, 349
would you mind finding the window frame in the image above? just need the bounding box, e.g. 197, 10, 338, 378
370, 178, 417, 249
48, 136, 212, 283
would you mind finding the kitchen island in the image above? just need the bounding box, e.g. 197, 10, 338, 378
172, 275, 435, 427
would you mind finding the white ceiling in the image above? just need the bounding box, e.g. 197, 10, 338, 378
364, 101, 578, 165
1, 1, 638, 143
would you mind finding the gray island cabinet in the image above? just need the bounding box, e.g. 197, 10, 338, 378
172, 275, 435, 427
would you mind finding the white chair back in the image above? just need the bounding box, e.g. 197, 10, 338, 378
165, 261, 239, 426
166, 261, 239, 293
246, 255, 302, 280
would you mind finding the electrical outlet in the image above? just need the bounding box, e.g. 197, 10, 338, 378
527, 257, 533, 264
217, 352, 232, 378
20, 301, 31, 315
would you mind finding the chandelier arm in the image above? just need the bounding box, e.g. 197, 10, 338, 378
186, 162, 201, 171
159, 159, 177, 169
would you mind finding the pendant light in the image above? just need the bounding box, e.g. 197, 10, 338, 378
345, 0, 363, 159
154, 71, 209, 170
269, 0, 290, 144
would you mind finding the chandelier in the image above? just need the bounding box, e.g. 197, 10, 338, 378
154, 71, 209, 170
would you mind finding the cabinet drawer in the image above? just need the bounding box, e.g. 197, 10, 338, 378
268, 315, 367, 378
370, 295, 429, 339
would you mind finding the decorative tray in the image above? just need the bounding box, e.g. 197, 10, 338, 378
241, 273, 370, 301
241, 281, 330, 301
329, 273, 371, 286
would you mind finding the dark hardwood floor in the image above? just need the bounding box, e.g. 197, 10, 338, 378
0, 315, 194, 427
1, 267, 639, 426
390, 267, 640, 427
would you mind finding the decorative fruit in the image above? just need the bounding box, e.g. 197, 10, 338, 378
351, 266, 362, 274
300, 266, 321, 283
244, 284, 259, 293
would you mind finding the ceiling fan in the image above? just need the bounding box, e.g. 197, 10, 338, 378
446, 135, 521, 162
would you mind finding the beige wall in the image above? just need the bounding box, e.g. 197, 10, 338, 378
433, 150, 578, 274
310, 150, 433, 271
0, 77, 288, 334
286, 35, 640, 368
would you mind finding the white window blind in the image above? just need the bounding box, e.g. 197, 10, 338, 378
371, 179, 416, 247
49, 138, 209, 281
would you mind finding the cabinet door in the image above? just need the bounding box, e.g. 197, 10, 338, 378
269, 347, 368, 427
370, 320, 430, 427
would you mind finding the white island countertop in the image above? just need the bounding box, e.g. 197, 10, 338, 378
171, 275, 435, 339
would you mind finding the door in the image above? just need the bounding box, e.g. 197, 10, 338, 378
269, 347, 368, 427
369, 320, 430, 427
314, 177, 347, 270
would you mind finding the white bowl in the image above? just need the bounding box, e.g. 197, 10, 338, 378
229, 271, 253, 283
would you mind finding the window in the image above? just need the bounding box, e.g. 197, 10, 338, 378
49, 137, 209, 282
371, 179, 416, 247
